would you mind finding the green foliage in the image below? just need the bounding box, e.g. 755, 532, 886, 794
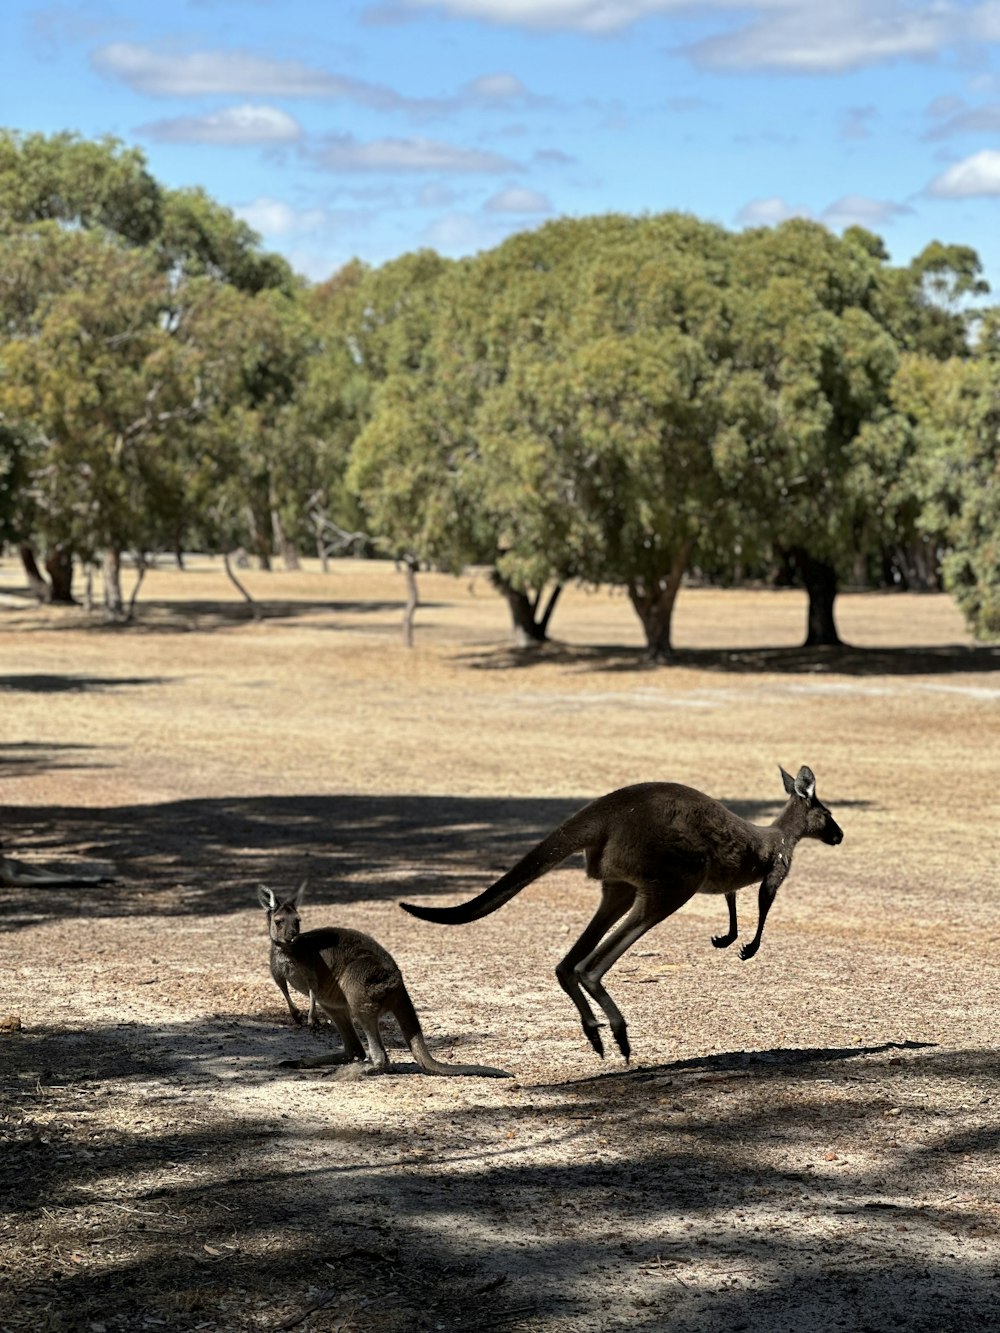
0, 129, 162, 243
1, 127, 995, 648
892, 352, 1000, 639
0, 131, 309, 598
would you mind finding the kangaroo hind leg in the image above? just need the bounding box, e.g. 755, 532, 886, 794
556, 879, 635, 1059
578, 882, 697, 1062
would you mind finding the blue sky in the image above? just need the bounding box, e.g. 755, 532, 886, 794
3, 1, 1000, 288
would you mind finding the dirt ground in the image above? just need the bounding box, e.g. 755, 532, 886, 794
1, 555, 998, 1333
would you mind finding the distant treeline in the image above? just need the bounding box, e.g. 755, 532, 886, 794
1, 130, 997, 650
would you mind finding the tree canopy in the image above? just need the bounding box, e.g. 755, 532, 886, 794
1, 130, 996, 646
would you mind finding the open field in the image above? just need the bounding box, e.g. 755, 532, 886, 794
2, 556, 999, 1332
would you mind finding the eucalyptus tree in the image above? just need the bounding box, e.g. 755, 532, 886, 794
891, 345, 1000, 640
722, 222, 913, 645
468, 212, 737, 656
721, 221, 990, 647
0, 131, 299, 609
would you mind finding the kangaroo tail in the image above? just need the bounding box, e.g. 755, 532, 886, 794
393, 987, 512, 1079
399, 812, 594, 925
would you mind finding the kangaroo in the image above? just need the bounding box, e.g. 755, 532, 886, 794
401, 766, 843, 1063
258, 883, 318, 1027
258, 885, 511, 1080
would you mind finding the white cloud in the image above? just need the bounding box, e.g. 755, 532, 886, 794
312, 134, 518, 172
464, 71, 534, 101
927, 149, 1000, 197
417, 182, 460, 207
687, 5, 958, 74
91, 42, 445, 113
925, 102, 1000, 140
235, 197, 327, 235
821, 194, 911, 228
484, 185, 552, 213
370, 1, 685, 32
423, 210, 494, 250
376, 2, 1000, 73
138, 104, 301, 145
735, 195, 812, 226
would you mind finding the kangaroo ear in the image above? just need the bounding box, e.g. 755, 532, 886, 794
794, 766, 816, 801
257, 885, 277, 910
291, 878, 308, 907
779, 766, 796, 796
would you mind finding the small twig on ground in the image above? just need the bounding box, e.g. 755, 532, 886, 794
277, 1288, 340, 1331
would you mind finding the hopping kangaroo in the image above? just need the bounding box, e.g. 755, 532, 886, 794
401, 766, 843, 1062
258, 885, 511, 1080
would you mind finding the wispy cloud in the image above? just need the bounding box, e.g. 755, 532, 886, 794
311, 134, 519, 172
368, 1, 686, 33
367, 0, 1000, 69
925, 102, 1000, 140
462, 71, 546, 106
235, 197, 328, 234
821, 193, 911, 228
841, 105, 877, 140
483, 185, 552, 213
373, 1, 1000, 75
927, 149, 1000, 197
92, 42, 449, 114
735, 195, 812, 227
138, 104, 302, 145
92, 42, 548, 121
686, 6, 962, 74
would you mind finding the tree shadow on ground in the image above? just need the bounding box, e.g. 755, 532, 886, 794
3, 596, 442, 635
0, 741, 114, 777
2, 1024, 996, 1332
0, 673, 172, 692
0, 791, 871, 929
458, 641, 1000, 679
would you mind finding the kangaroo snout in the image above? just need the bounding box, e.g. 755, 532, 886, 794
825, 822, 844, 846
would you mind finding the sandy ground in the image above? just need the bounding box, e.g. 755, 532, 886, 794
1, 556, 999, 1332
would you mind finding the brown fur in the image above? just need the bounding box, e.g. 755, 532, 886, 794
258, 885, 510, 1080
401, 766, 843, 1062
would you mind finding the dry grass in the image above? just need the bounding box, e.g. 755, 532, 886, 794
1, 555, 999, 1332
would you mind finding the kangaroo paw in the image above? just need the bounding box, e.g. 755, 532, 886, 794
583, 1022, 605, 1059
711, 933, 737, 949
739, 941, 760, 961
612, 1027, 631, 1063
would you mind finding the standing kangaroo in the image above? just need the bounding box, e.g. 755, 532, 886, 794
258, 885, 511, 1080
401, 766, 843, 1063
259, 882, 317, 1027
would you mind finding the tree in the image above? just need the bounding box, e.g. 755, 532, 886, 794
892, 351, 1000, 639
0, 132, 301, 610
723, 220, 966, 647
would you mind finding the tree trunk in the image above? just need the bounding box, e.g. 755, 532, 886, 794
627, 542, 691, 662
102, 548, 124, 622
125, 555, 147, 622
494, 572, 563, 648
223, 550, 263, 620
401, 555, 419, 648
247, 505, 272, 570
19, 543, 50, 602
45, 545, 76, 603
271, 507, 300, 571
793, 548, 842, 648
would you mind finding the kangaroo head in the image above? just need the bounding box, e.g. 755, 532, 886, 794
257, 880, 307, 945
779, 765, 843, 845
